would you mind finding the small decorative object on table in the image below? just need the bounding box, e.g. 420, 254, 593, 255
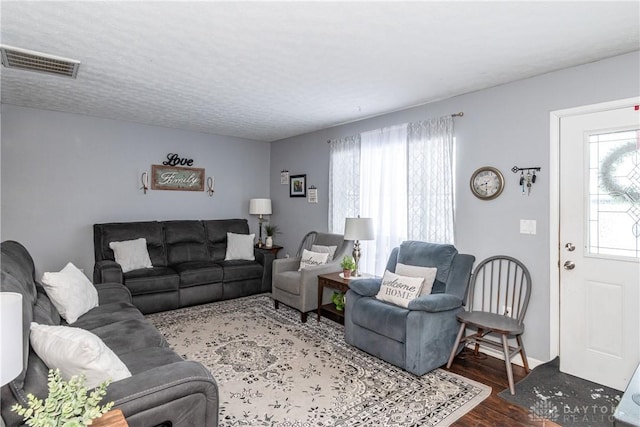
264, 224, 280, 248
331, 291, 345, 311
12, 368, 114, 427
340, 255, 356, 278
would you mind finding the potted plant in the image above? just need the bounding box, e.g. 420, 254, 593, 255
264, 224, 280, 248
12, 369, 114, 427
340, 255, 356, 278
331, 291, 345, 311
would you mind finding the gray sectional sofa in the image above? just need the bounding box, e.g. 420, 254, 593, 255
94, 219, 273, 314
0, 240, 219, 427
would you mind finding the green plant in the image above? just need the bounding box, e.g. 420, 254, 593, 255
331, 291, 345, 311
12, 369, 114, 427
340, 255, 356, 271
264, 224, 280, 237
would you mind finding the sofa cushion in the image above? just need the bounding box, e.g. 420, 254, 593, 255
109, 238, 154, 273
32, 289, 61, 326
218, 260, 263, 282
95, 222, 168, 267
124, 267, 179, 295
203, 219, 250, 261
164, 221, 209, 265
90, 319, 168, 355
224, 232, 255, 261
41, 262, 99, 324
352, 297, 408, 343
173, 261, 223, 288
118, 347, 184, 375
69, 302, 145, 330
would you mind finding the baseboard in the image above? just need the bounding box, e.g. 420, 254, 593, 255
465, 344, 546, 370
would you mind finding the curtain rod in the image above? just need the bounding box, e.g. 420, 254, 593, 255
326, 112, 464, 143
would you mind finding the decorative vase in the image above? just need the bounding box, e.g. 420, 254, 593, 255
265, 236, 273, 248
342, 269, 351, 278
332, 292, 345, 311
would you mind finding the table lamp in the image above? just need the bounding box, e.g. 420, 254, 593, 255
344, 217, 375, 277
249, 198, 272, 247
1, 292, 23, 388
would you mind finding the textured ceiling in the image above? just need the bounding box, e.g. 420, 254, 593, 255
1, 1, 639, 142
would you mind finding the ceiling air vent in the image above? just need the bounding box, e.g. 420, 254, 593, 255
0, 45, 80, 78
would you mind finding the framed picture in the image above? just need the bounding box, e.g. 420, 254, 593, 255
151, 165, 205, 191
289, 174, 306, 197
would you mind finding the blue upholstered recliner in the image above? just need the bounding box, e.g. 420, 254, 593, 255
345, 241, 475, 376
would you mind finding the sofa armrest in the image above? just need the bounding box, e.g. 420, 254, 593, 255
93, 260, 123, 284
95, 283, 132, 305
105, 361, 218, 427
348, 278, 382, 297
407, 293, 463, 312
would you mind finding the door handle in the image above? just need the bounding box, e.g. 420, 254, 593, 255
563, 260, 575, 270
565, 243, 575, 252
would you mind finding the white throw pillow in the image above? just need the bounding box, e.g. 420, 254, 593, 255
109, 238, 153, 273
375, 270, 424, 308
41, 262, 99, 324
225, 232, 256, 261
311, 245, 338, 261
30, 323, 131, 389
298, 249, 330, 271
395, 263, 438, 297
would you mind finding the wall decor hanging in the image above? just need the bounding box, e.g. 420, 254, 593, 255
290, 174, 306, 197
511, 166, 541, 196
308, 186, 318, 203
281, 170, 289, 185
140, 171, 149, 194
470, 166, 505, 200
151, 165, 204, 191
206, 177, 215, 196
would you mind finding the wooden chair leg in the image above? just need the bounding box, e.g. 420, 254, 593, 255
516, 335, 530, 373
502, 334, 516, 395
301, 312, 307, 323
274, 300, 279, 310
447, 322, 467, 369
474, 328, 483, 355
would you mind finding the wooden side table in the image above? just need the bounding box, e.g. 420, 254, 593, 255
317, 272, 351, 323
93, 409, 128, 427
255, 244, 283, 258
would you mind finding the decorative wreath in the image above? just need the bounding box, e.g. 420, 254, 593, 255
599, 142, 640, 203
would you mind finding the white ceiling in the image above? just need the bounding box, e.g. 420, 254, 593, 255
1, 1, 638, 142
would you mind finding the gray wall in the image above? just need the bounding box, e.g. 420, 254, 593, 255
268, 51, 640, 362
1, 106, 270, 275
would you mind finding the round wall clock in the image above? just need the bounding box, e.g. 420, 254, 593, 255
470, 166, 505, 200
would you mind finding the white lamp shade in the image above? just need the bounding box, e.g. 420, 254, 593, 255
249, 198, 272, 215
344, 217, 375, 241
1, 292, 23, 386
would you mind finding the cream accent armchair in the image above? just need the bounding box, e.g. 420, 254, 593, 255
272, 231, 353, 322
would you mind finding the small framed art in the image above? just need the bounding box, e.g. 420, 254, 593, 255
289, 174, 306, 197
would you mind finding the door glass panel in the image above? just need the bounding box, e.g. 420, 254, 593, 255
588, 129, 640, 258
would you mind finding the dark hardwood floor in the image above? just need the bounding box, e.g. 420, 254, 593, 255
447, 351, 561, 427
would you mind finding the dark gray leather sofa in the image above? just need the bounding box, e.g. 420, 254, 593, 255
93, 219, 273, 314
0, 240, 219, 427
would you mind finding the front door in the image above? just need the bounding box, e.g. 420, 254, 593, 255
559, 102, 640, 391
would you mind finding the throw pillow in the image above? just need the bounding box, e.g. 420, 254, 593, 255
30, 322, 132, 389
395, 263, 438, 297
375, 270, 424, 308
41, 262, 99, 324
225, 232, 256, 261
298, 249, 330, 271
311, 244, 338, 260
109, 238, 153, 273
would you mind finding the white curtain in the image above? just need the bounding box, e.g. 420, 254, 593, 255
328, 116, 454, 276
407, 116, 455, 244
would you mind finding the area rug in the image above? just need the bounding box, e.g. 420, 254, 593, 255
498, 357, 622, 426
147, 294, 491, 426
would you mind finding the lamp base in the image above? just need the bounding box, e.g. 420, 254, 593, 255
352, 240, 361, 277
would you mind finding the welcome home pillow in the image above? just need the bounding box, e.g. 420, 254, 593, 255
298, 249, 330, 271
311, 244, 338, 260
375, 270, 424, 308
395, 263, 438, 297
225, 232, 256, 261
41, 262, 99, 324
30, 323, 132, 389
109, 238, 153, 273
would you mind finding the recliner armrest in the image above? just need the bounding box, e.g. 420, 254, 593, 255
93, 260, 123, 284
348, 278, 382, 297
408, 293, 462, 312
95, 282, 132, 304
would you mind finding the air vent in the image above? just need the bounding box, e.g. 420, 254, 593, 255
0, 45, 80, 78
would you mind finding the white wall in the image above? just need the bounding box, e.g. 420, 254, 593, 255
268, 51, 640, 362
1, 106, 270, 275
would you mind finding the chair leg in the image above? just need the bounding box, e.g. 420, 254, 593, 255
274, 300, 279, 310
474, 328, 483, 355
502, 334, 516, 395
447, 322, 467, 369
301, 312, 307, 323
516, 335, 530, 373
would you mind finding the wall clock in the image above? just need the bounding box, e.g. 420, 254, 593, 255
470, 166, 505, 200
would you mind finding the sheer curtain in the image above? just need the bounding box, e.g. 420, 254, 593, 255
328, 116, 454, 275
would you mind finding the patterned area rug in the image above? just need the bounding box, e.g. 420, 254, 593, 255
147, 294, 491, 426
